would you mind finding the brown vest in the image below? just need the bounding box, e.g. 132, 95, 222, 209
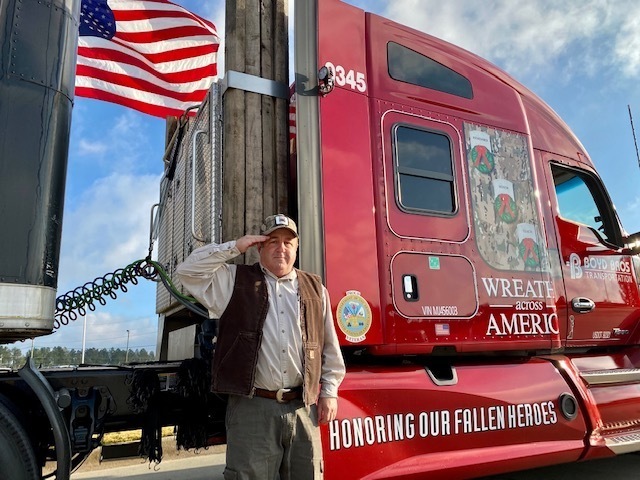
211, 263, 325, 405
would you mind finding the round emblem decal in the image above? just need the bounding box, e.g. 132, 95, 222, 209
336, 290, 372, 343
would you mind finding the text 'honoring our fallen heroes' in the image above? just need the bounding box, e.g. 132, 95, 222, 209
328, 401, 557, 450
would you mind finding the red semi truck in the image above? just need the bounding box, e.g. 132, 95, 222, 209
300, 1, 640, 477
3, 0, 640, 479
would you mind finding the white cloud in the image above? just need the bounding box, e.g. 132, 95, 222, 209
82, 311, 157, 350
58, 172, 162, 291
71, 108, 159, 174
201, 1, 226, 75
614, 10, 640, 77
77, 138, 108, 156
108, 112, 157, 169
378, 0, 640, 84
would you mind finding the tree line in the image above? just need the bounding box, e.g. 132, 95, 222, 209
0, 345, 156, 369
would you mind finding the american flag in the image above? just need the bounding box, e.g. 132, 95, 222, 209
435, 324, 450, 336
75, 0, 219, 118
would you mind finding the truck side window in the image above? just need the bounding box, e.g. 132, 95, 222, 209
393, 125, 455, 214
387, 42, 473, 99
551, 164, 620, 246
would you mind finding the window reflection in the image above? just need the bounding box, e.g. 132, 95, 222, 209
552, 165, 609, 241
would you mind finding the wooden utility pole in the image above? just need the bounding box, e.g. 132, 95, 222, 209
223, 0, 289, 264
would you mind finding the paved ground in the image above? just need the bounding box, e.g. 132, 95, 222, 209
65, 438, 640, 480
70, 451, 225, 480
71, 437, 224, 473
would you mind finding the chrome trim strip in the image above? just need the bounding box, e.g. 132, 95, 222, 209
580, 368, 640, 385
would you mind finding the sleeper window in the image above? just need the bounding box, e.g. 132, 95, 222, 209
394, 125, 455, 214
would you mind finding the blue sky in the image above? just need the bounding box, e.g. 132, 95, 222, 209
14, 0, 640, 355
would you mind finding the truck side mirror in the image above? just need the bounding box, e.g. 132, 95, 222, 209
623, 232, 640, 255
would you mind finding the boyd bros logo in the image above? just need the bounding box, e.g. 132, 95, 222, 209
569, 253, 633, 282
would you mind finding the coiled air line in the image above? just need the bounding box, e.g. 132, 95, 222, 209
54, 258, 208, 329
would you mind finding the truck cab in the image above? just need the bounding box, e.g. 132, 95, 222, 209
315, 0, 640, 357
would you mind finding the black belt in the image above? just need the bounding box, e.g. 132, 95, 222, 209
253, 387, 302, 403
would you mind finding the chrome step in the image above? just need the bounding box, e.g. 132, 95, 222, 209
580, 368, 640, 385
603, 432, 640, 454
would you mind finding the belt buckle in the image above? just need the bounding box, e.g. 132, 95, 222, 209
275, 388, 291, 403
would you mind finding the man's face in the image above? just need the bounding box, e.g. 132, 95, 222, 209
259, 229, 298, 277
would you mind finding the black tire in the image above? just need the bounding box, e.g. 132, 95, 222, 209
0, 400, 39, 480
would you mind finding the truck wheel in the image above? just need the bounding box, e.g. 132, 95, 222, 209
0, 401, 39, 480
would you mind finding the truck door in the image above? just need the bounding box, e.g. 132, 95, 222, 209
544, 158, 640, 346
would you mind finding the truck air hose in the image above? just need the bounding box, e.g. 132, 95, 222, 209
54, 258, 208, 329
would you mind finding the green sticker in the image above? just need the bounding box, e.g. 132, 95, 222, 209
429, 257, 440, 270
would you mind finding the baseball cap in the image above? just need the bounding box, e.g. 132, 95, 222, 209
261, 214, 298, 237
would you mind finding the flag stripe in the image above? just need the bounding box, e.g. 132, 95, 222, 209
77, 44, 218, 80
76, 65, 211, 101
110, 0, 217, 30
76, 85, 196, 117
78, 34, 218, 57
76, 76, 204, 112
75, 0, 219, 118
113, 17, 215, 35
115, 25, 218, 44
113, 8, 216, 32
108, 0, 217, 30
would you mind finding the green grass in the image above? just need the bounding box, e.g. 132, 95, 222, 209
102, 426, 175, 445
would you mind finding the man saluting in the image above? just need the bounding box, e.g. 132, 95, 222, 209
176, 214, 345, 480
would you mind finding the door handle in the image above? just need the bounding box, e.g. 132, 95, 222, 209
571, 297, 595, 314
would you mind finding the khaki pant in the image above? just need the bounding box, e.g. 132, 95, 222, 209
224, 394, 323, 480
